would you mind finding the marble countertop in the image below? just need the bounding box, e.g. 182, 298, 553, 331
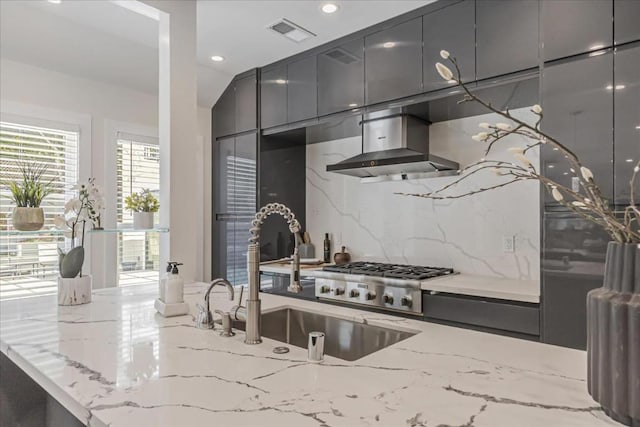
0, 283, 616, 427
260, 263, 539, 303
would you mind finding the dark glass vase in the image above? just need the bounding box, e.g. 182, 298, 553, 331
587, 242, 640, 427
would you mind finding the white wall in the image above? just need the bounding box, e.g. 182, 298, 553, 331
0, 58, 212, 285
307, 109, 541, 285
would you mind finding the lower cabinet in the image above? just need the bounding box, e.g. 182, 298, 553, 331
422, 292, 540, 337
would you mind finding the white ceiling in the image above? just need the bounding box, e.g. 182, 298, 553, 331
1, 0, 435, 108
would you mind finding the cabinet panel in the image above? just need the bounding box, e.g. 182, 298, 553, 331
542, 0, 612, 62
214, 85, 235, 138
318, 38, 364, 115
541, 212, 608, 349
541, 52, 613, 205
477, 0, 539, 79
215, 137, 235, 213
235, 75, 257, 133
423, 0, 475, 92
261, 66, 287, 128
287, 56, 317, 123
615, 0, 640, 45
365, 17, 423, 104
232, 133, 257, 214
614, 45, 640, 204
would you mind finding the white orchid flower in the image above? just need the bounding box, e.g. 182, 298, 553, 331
53, 215, 67, 229
471, 132, 489, 142
478, 122, 491, 129
551, 187, 563, 201
435, 62, 453, 81
496, 123, 512, 131
580, 166, 594, 181
440, 50, 450, 59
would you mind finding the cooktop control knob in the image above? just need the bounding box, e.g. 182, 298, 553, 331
319, 285, 330, 294
365, 292, 376, 301
383, 294, 394, 305
349, 289, 360, 298
401, 296, 413, 307
334, 288, 345, 296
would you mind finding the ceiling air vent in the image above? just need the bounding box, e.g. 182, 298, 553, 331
324, 47, 360, 64
268, 18, 316, 43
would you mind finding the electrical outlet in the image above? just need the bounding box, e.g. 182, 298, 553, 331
502, 235, 515, 253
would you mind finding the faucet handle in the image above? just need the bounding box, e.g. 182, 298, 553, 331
214, 309, 235, 337
195, 303, 214, 329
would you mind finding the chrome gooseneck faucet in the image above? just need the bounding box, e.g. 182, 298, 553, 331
244, 203, 301, 344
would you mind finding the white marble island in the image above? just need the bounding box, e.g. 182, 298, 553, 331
0, 283, 621, 427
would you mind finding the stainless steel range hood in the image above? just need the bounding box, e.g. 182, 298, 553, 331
325, 109, 459, 179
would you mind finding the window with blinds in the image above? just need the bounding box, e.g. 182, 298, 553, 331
116, 135, 159, 286
0, 121, 79, 300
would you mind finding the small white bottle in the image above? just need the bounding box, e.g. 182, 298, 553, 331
164, 262, 184, 304
159, 262, 173, 302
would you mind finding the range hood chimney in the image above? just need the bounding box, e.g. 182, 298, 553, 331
325, 109, 459, 180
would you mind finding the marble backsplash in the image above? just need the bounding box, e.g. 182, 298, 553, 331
306, 109, 540, 282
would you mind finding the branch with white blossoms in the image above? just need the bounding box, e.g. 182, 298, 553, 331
54, 178, 105, 248
397, 50, 640, 244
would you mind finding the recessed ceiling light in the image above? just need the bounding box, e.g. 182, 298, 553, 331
211, 55, 224, 62
276, 79, 286, 85
616, 84, 626, 90
48, 0, 62, 3
383, 42, 395, 48
321, 3, 339, 14
635, 125, 640, 129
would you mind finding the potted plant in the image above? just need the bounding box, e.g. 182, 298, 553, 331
400, 51, 639, 426
125, 189, 159, 229
5, 162, 55, 231
53, 178, 104, 305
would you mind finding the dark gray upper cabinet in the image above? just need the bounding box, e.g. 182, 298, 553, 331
542, 0, 612, 62
423, 0, 475, 92
287, 56, 317, 123
260, 66, 287, 129
476, 0, 539, 80
614, 45, 640, 205
365, 17, 423, 105
615, 0, 640, 45
214, 85, 235, 138
318, 38, 365, 115
234, 74, 257, 133
541, 52, 614, 204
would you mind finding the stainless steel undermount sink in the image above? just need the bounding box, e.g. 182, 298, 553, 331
226, 307, 417, 361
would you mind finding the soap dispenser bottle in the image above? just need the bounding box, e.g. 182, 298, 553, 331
164, 262, 184, 304
160, 262, 173, 302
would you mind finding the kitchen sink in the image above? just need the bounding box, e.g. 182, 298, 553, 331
224, 307, 417, 361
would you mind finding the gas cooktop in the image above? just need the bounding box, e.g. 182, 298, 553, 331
323, 261, 454, 281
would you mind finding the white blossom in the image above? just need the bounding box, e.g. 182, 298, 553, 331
515, 153, 531, 167
532, 104, 542, 114
551, 187, 563, 201
53, 215, 66, 229
580, 166, 594, 180
508, 147, 525, 155
572, 201, 587, 208
471, 132, 489, 142
496, 123, 512, 131
478, 122, 491, 129
440, 50, 450, 59
435, 62, 453, 81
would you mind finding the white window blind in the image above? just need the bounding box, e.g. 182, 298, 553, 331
116, 136, 159, 286
0, 121, 79, 300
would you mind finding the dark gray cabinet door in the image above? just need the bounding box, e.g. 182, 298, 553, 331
235, 75, 257, 133
318, 38, 364, 115
365, 17, 422, 105
542, 0, 612, 62
541, 52, 614, 205
476, 0, 539, 80
214, 133, 257, 285
214, 85, 235, 138
287, 56, 317, 123
614, 45, 640, 205
423, 0, 475, 92
541, 212, 608, 349
260, 66, 287, 128
615, 0, 640, 44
